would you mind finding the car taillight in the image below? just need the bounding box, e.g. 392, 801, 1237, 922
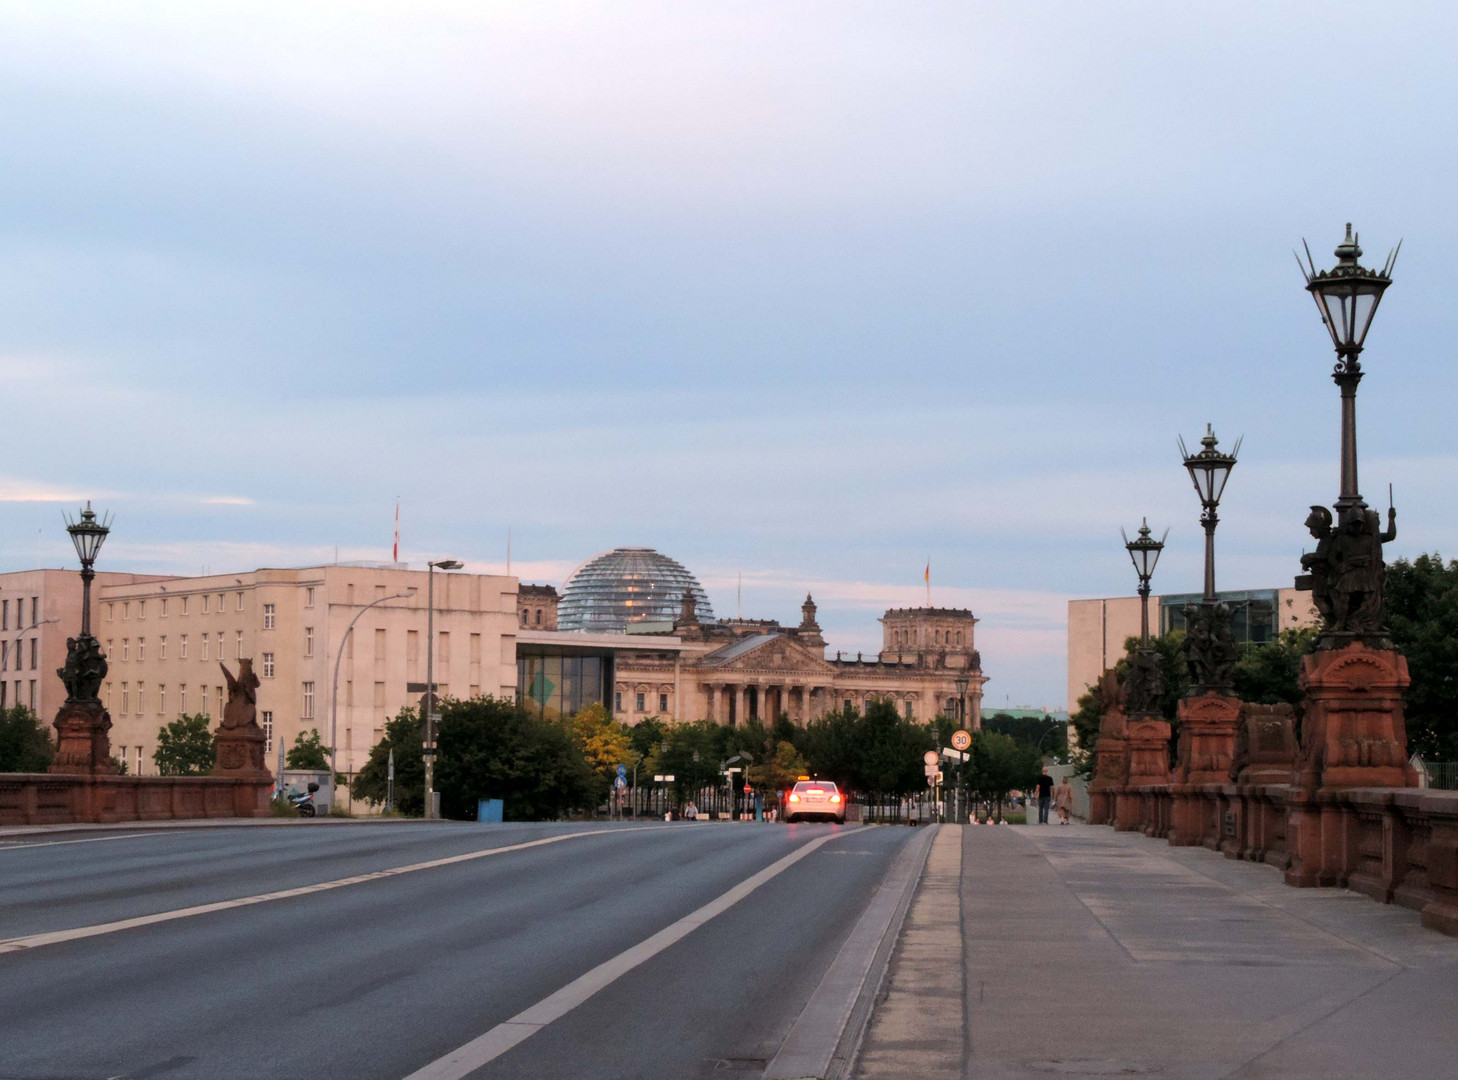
788, 793, 800, 802
830, 794, 841, 804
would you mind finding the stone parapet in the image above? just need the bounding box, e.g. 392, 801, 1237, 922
1297, 642, 1416, 792
0, 773, 274, 826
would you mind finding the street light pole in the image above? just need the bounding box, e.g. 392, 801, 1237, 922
1298, 224, 1398, 518
329, 589, 415, 808
424, 558, 462, 819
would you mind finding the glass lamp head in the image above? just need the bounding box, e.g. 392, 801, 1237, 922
1299, 223, 1398, 357
1122, 518, 1167, 584
64, 501, 111, 567
1179, 425, 1240, 509
954, 676, 970, 697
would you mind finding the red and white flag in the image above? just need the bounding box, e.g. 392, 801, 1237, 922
393, 500, 400, 563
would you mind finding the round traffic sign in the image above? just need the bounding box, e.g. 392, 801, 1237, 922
951, 730, 972, 751
923, 750, 939, 766
616, 764, 627, 777
614, 776, 627, 789
743, 784, 751, 794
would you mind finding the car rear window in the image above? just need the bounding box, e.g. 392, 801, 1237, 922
794, 782, 837, 793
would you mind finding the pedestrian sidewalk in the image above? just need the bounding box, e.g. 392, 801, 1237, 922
858, 822, 1458, 1079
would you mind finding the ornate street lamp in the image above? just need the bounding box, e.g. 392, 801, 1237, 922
1178, 426, 1240, 603
63, 502, 111, 639
954, 675, 970, 724
1298, 223, 1399, 517
1121, 518, 1168, 644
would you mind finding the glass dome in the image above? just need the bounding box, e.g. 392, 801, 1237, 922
558, 547, 715, 633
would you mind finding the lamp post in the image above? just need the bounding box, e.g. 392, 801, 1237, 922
330, 589, 415, 810
1179, 426, 1239, 603
64, 502, 111, 643
1298, 224, 1398, 518
424, 558, 462, 819
954, 675, 970, 725
1122, 518, 1168, 644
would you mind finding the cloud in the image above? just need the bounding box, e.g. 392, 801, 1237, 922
0, 478, 98, 503
199, 495, 255, 506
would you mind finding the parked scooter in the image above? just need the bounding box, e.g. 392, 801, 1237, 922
285, 782, 320, 817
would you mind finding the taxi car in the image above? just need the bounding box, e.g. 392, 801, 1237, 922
784, 780, 846, 824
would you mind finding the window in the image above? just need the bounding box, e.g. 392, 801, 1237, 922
160, 636, 167, 659
202, 594, 209, 613
236, 591, 244, 611
635, 692, 645, 711
956, 631, 963, 646
182, 596, 189, 615
374, 628, 386, 661
160, 598, 168, 617
29, 638, 37, 670
118, 745, 126, 767
2, 598, 8, 629
263, 603, 275, 629
305, 627, 314, 657
122, 639, 129, 661
121, 682, 129, 714
179, 684, 187, 713
123, 601, 130, 621
201, 633, 209, 660
305, 587, 314, 608
904, 700, 914, 720
236, 630, 244, 658
106, 639, 113, 658
159, 685, 166, 714
520, 609, 529, 627
217, 685, 224, 715
218, 594, 225, 612
138, 601, 146, 620
535, 609, 542, 626
137, 638, 145, 661
30, 597, 37, 624
27, 680, 34, 709
302, 681, 315, 719
262, 652, 275, 678
136, 682, 145, 713
262, 710, 274, 754
407, 630, 419, 663
659, 692, 668, 712
180, 634, 188, 659
134, 747, 142, 775
470, 633, 481, 666
614, 691, 622, 711
373, 681, 385, 711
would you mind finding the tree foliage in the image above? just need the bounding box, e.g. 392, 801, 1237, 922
567, 703, 635, 803
153, 714, 216, 776
0, 706, 53, 773
352, 707, 425, 814
436, 696, 594, 821
1232, 628, 1318, 707
1388, 554, 1458, 759
286, 727, 332, 770
982, 712, 1068, 761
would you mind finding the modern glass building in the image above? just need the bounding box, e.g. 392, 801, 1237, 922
557, 547, 715, 633
517, 650, 612, 719
1159, 589, 1279, 648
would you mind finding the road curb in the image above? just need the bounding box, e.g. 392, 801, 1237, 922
762, 823, 939, 1080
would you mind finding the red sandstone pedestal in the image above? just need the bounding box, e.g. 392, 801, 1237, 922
1170, 693, 1242, 847
212, 722, 273, 817
49, 699, 119, 822
1287, 642, 1418, 889
1116, 716, 1170, 834
1087, 703, 1129, 827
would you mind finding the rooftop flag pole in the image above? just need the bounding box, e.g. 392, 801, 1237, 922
393, 498, 400, 563
506, 526, 512, 576
925, 558, 930, 607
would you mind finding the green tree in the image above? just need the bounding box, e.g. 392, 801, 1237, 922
799, 705, 862, 791
965, 730, 1040, 820
657, 720, 727, 800
286, 727, 332, 770
435, 696, 594, 821
0, 706, 54, 773
1388, 554, 1458, 759
1232, 627, 1318, 706
854, 700, 932, 795
352, 707, 425, 814
748, 739, 809, 794
153, 714, 216, 776
982, 713, 1069, 761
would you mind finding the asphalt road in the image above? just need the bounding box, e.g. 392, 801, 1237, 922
0, 821, 918, 1080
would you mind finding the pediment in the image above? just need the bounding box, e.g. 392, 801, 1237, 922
701, 635, 837, 675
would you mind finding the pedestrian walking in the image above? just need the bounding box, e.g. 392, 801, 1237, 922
1054, 776, 1074, 824
1035, 769, 1053, 824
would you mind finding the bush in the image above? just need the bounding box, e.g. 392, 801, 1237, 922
0, 706, 53, 773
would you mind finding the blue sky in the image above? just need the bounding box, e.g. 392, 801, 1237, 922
2, 2, 1455, 708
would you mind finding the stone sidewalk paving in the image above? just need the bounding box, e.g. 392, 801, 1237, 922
857, 822, 1458, 1079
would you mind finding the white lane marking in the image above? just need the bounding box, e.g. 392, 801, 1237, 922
0, 827, 669, 955
0, 833, 154, 851
401, 826, 868, 1080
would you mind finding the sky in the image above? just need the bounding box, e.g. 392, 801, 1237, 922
2, 2, 1456, 708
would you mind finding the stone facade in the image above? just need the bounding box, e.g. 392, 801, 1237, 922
517, 584, 559, 631
612, 596, 986, 726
